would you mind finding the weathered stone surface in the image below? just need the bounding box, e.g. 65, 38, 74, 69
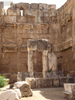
0, 90, 19, 100
0, 0, 75, 81
17, 72, 29, 81
48, 52, 57, 71
72, 85, 75, 99
13, 81, 33, 97
25, 78, 52, 89
59, 77, 67, 87
64, 83, 75, 99
14, 89, 21, 99
25, 77, 36, 88
52, 78, 59, 87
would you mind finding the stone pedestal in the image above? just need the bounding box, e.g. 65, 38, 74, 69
64, 83, 75, 99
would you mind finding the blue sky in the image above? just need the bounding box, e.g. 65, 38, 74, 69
2, 0, 67, 9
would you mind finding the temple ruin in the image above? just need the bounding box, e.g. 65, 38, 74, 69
0, 0, 75, 83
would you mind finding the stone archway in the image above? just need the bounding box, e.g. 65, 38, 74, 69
27, 39, 51, 78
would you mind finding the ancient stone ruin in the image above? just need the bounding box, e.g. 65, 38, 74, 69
0, 0, 75, 85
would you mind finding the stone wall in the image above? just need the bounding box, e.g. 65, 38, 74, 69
0, 0, 75, 78
55, 0, 74, 73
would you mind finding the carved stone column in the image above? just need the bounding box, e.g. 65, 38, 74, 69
42, 50, 48, 78
28, 50, 34, 77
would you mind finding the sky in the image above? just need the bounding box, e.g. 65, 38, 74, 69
1, 0, 67, 9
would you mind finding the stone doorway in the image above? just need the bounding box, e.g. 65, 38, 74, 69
33, 50, 42, 72
27, 39, 51, 78
33, 50, 43, 78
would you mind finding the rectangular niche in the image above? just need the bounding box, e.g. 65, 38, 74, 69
3, 43, 17, 52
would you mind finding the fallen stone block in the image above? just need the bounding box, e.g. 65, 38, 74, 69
14, 89, 21, 99
63, 91, 72, 99
13, 81, 33, 97
71, 85, 75, 99
64, 83, 75, 99
25, 77, 36, 89
0, 90, 19, 100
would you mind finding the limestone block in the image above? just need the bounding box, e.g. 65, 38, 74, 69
13, 89, 21, 99
48, 52, 57, 71
13, 81, 33, 97
0, 2, 4, 8
0, 8, 5, 15
10, 73, 17, 83
48, 5, 56, 9
3, 47, 17, 53
67, 77, 74, 83
26, 78, 52, 89
1, 58, 9, 64
39, 3, 48, 9
17, 72, 29, 81
23, 23, 33, 29
52, 78, 59, 87
17, 16, 26, 23
30, 3, 39, 9
26, 16, 35, 23
64, 83, 75, 93
27, 39, 48, 51
63, 91, 72, 99
3, 16, 16, 23
36, 78, 52, 88
40, 23, 49, 30
7, 8, 20, 16
15, 3, 30, 9
0, 90, 19, 100
59, 77, 67, 87
64, 83, 75, 99
25, 9, 37, 16
36, 78, 44, 88
25, 77, 36, 89
72, 85, 75, 99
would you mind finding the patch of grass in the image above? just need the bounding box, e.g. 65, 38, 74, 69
0, 75, 7, 87
48, 69, 52, 73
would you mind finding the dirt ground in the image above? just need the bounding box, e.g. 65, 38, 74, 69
0, 86, 68, 100
21, 88, 68, 100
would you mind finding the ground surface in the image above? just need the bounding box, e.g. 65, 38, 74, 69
21, 88, 68, 100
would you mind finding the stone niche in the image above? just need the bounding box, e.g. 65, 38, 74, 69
2, 43, 17, 52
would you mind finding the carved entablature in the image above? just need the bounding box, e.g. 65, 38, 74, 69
27, 39, 52, 51
58, 39, 72, 51
2, 43, 17, 52
66, 14, 72, 22
61, 14, 72, 27
1, 23, 16, 29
